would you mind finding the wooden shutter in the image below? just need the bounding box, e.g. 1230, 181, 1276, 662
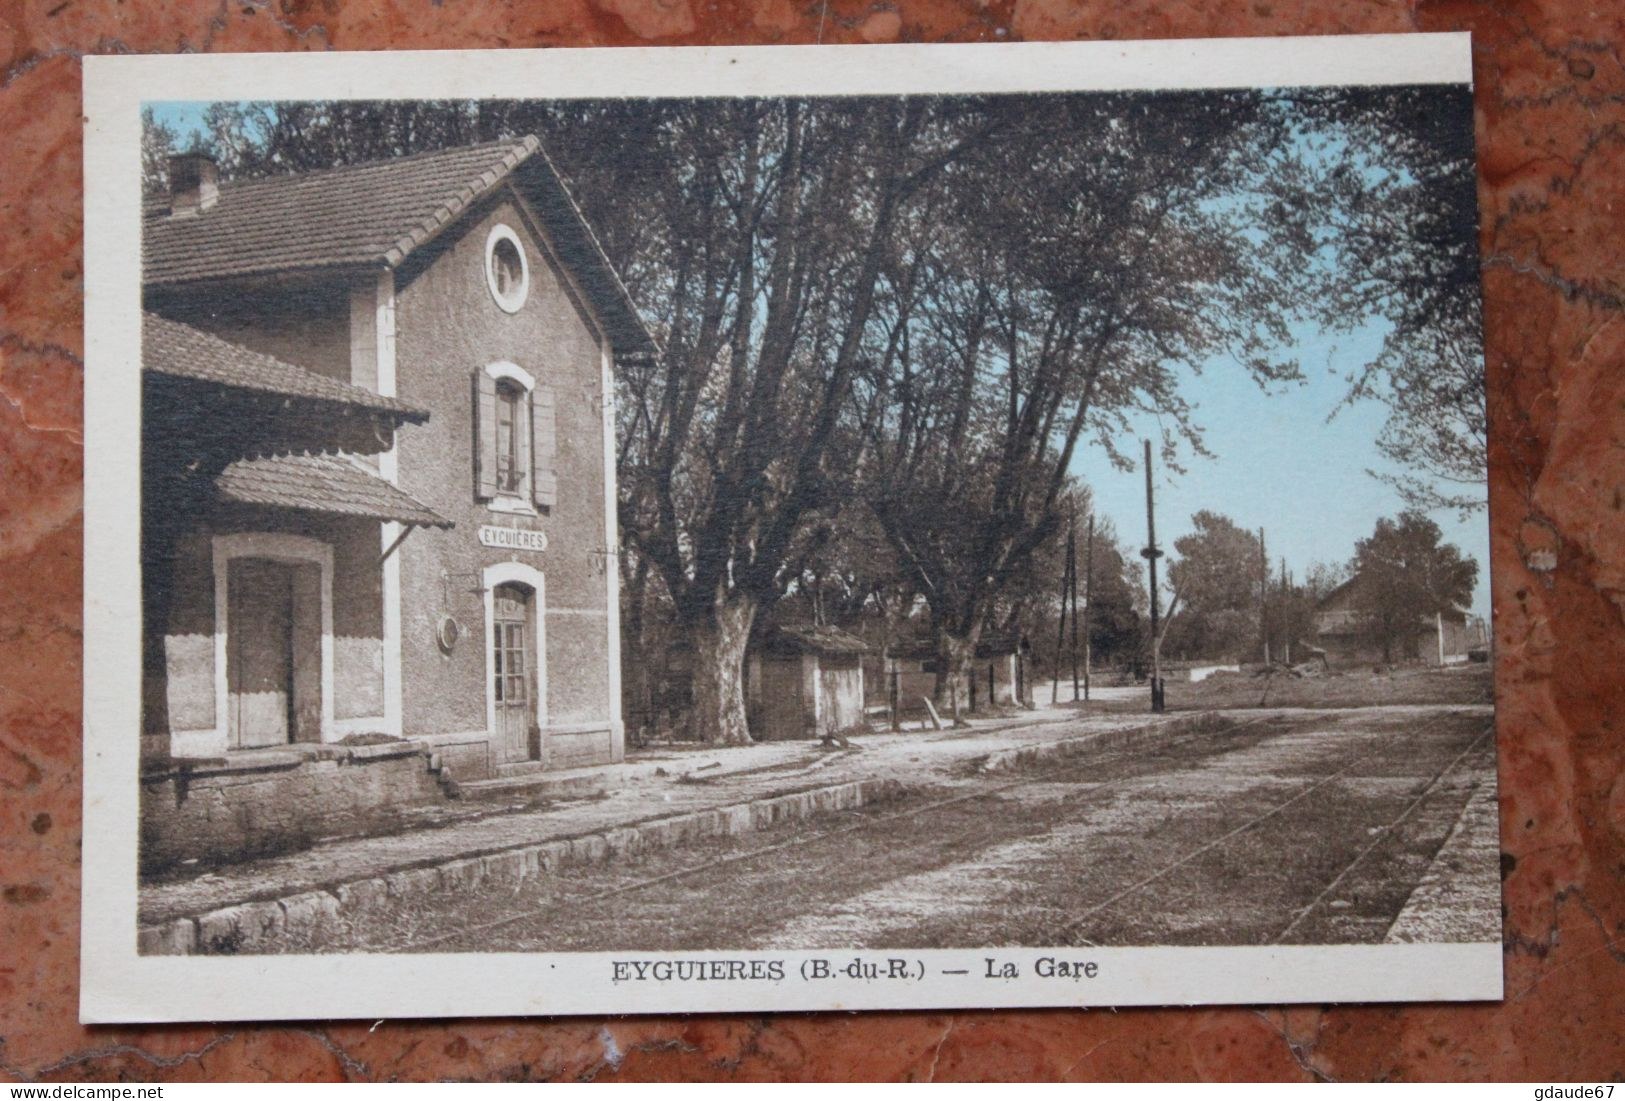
473, 369, 499, 500
531, 384, 558, 509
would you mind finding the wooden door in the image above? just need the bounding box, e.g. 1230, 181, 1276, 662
492, 583, 536, 762
228, 559, 294, 748
756, 657, 804, 741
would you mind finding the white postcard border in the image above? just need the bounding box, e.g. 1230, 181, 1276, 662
82, 35, 1495, 1024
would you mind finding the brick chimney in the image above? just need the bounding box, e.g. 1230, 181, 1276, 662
167, 152, 219, 217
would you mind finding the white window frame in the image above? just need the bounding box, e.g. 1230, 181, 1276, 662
483, 361, 537, 515
484, 223, 531, 314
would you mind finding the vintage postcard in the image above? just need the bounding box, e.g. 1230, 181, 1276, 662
81, 35, 1499, 1022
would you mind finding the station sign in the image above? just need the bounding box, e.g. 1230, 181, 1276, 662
478, 525, 548, 553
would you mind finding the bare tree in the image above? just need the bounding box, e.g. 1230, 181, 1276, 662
858, 92, 1304, 702
1289, 86, 1485, 513
586, 98, 1004, 742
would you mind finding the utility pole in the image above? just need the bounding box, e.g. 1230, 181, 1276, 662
1141, 440, 1165, 713
1051, 501, 1075, 705
1258, 527, 1270, 666
1069, 509, 1081, 701
1280, 557, 1291, 665
1082, 513, 1094, 703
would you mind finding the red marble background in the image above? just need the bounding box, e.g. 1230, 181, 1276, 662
1, 0, 1620, 1082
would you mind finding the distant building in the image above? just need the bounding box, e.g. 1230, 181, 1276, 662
746, 625, 869, 741
1313, 574, 1472, 669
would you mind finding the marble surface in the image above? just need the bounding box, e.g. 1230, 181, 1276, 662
1, 0, 1621, 1082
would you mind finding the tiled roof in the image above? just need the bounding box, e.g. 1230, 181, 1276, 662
216, 453, 452, 529
511, 144, 659, 361
1313, 571, 1469, 622
143, 313, 429, 421
1313, 575, 1361, 610
143, 136, 658, 360
145, 138, 539, 284
768, 625, 870, 655
885, 635, 1021, 661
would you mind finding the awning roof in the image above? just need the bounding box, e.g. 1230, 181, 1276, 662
144, 313, 431, 422
216, 453, 452, 529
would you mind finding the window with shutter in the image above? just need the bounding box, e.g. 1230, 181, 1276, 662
477, 362, 544, 512
473, 369, 499, 500
531, 385, 558, 510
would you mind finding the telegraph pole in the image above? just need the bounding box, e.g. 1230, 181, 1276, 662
1141, 440, 1165, 713
1258, 527, 1270, 666
1069, 510, 1081, 701
1051, 501, 1075, 705
1082, 512, 1094, 702
1280, 557, 1291, 665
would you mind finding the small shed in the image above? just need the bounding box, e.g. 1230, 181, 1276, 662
746, 625, 869, 742
974, 636, 1025, 707
881, 635, 1025, 713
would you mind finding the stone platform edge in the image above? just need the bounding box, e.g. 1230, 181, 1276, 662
138, 776, 908, 955
138, 710, 1229, 955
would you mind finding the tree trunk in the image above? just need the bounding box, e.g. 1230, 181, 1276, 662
931, 626, 979, 724
686, 594, 759, 745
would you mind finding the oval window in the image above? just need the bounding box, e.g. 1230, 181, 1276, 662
484, 224, 530, 313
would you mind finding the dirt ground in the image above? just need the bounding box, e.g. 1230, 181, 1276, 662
272, 704, 1497, 954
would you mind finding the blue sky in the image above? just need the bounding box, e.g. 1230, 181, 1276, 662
1081, 319, 1490, 619
1078, 117, 1490, 623
147, 100, 216, 142
148, 101, 214, 143
147, 98, 1490, 617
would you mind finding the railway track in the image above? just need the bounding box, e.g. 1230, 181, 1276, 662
384, 714, 1276, 953
384, 708, 1492, 954
1053, 712, 1496, 946
1288, 724, 1496, 944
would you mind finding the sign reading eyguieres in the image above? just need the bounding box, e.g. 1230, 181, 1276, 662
478, 525, 548, 553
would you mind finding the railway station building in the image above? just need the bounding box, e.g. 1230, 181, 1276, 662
138, 137, 656, 867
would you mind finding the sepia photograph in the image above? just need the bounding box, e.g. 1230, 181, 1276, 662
82, 37, 1499, 1019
